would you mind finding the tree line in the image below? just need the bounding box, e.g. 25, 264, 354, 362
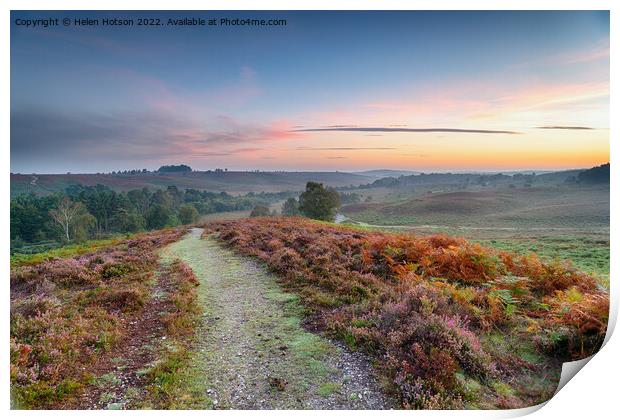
11, 184, 291, 249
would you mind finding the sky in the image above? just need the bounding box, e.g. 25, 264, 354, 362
10, 11, 609, 174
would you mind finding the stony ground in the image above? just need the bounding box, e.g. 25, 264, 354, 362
161, 228, 394, 409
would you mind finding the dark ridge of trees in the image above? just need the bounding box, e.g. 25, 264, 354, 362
157, 164, 192, 173
578, 163, 610, 184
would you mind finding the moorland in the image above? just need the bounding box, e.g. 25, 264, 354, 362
10, 163, 610, 409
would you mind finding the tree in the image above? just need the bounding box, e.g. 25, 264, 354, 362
146, 204, 172, 229
179, 204, 199, 224
72, 212, 97, 242
150, 189, 173, 209
11, 193, 59, 242
115, 209, 145, 233
49, 197, 88, 241
250, 204, 270, 217
282, 197, 300, 216
298, 182, 341, 221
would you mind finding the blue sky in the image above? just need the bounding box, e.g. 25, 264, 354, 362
11, 11, 609, 173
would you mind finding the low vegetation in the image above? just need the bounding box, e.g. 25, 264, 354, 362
10, 228, 186, 408
205, 217, 609, 409
138, 259, 204, 409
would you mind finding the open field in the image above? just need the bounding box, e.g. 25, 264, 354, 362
10, 171, 376, 197
340, 185, 610, 282
341, 186, 609, 230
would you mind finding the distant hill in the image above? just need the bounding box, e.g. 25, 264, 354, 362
352, 169, 420, 178
353, 167, 591, 189
341, 185, 610, 229
577, 163, 610, 184
10, 171, 377, 197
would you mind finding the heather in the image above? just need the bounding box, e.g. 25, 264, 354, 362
205, 217, 609, 409
10, 228, 185, 408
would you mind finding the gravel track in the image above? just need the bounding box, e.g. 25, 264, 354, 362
162, 227, 395, 409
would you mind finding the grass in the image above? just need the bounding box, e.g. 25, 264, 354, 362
317, 382, 341, 397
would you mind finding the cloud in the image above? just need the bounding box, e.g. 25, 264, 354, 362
293, 127, 520, 134
10, 107, 295, 168
536, 126, 594, 130
296, 147, 398, 151
228, 147, 264, 153
513, 38, 609, 68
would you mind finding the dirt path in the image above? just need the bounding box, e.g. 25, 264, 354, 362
160, 228, 394, 409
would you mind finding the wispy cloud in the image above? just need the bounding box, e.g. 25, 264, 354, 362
293, 127, 520, 134
512, 38, 609, 69
536, 126, 594, 130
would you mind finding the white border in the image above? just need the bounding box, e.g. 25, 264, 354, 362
2, 2, 616, 419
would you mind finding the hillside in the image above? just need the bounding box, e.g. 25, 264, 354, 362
10, 171, 376, 197
341, 185, 610, 230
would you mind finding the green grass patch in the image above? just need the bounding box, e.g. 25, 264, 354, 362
317, 381, 341, 397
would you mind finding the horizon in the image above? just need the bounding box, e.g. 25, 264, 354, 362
11, 11, 609, 174
10, 163, 606, 176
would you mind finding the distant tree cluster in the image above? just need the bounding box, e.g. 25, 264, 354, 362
157, 164, 192, 173
338, 192, 362, 205
281, 197, 300, 216
110, 169, 149, 175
